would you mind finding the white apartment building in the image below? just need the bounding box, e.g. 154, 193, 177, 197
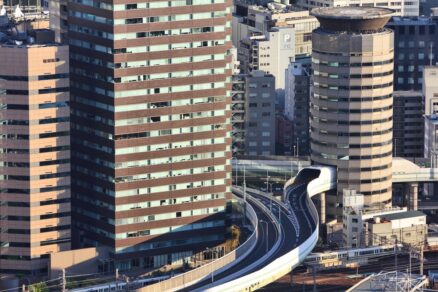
424, 67, 438, 168
342, 190, 409, 247
238, 27, 296, 96
233, 3, 319, 57
424, 66, 438, 116
296, 0, 419, 16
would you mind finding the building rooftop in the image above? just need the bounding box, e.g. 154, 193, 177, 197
393, 157, 421, 171
249, 3, 305, 14
311, 7, 395, 32
312, 7, 394, 20
347, 271, 428, 292
0, 6, 58, 47
388, 16, 437, 25
379, 210, 425, 221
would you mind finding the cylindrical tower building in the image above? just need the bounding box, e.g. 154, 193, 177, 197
310, 7, 395, 217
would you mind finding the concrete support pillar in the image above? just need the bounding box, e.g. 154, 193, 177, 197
406, 182, 419, 211
319, 192, 326, 225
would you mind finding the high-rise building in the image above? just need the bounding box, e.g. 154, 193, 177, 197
231, 71, 276, 157
420, 0, 438, 16
297, 0, 419, 16
423, 66, 438, 197
276, 115, 294, 156
244, 71, 276, 156
310, 7, 394, 217
0, 29, 70, 276
284, 62, 311, 156
231, 75, 246, 157
424, 66, 438, 167
238, 27, 296, 99
68, 0, 232, 270
423, 66, 438, 116
393, 91, 424, 158
49, 0, 68, 43
386, 16, 438, 91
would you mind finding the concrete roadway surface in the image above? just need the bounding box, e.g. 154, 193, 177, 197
183, 172, 321, 291
284, 183, 317, 247
179, 192, 281, 291
181, 192, 296, 291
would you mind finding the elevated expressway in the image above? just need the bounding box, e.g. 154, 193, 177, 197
138, 166, 336, 292
199, 166, 337, 292
140, 158, 438, 292
140, 191, 283, 292
190, 159, 435, 291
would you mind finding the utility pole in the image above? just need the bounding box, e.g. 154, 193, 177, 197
62, 269, 66, 292
296, 138, 299, 157
420, 244, 424, 275
409, 248, 412, 280
312, 265, 317, 292
395, 238, 398, 271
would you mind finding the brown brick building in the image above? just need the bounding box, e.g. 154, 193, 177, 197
0, 32, 71, 275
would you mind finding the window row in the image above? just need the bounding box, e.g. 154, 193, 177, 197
72, 0, 225, 11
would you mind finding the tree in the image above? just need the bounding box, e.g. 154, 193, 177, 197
29, 282, 49, 292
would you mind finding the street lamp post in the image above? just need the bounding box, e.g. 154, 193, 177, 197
211, 249, 218, 283
296, 137, 299, 157
243, 164, 247, 226
260, 220, 269, 253
267, 182, 274, 213
278, 204, 282, 223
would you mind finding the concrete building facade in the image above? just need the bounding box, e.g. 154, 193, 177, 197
0, 31, 71, 275
68, 0, 233, 271
231, 75, 246, 157
386, 16, 438, 91
232, 3, 319, 58
238, 26, 296, 101
276, 115, 293, 156
284, 62, 311, 156
367, 211, 427, 246
423, 66, 438, 116
393, 91, 424, 157
243, 71, 276, 156
310, 7, 395, 217
342, 190, 409, 247
425, 115, 438, 167
48, 0, 67, 43
420, 0, 438, 16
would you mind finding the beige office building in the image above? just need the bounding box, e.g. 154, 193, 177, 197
0, 31, 70, 275
310, 7, 395, 217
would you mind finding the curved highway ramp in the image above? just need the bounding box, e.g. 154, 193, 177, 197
136, 166, 336, 292
199, 166, 336, 292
